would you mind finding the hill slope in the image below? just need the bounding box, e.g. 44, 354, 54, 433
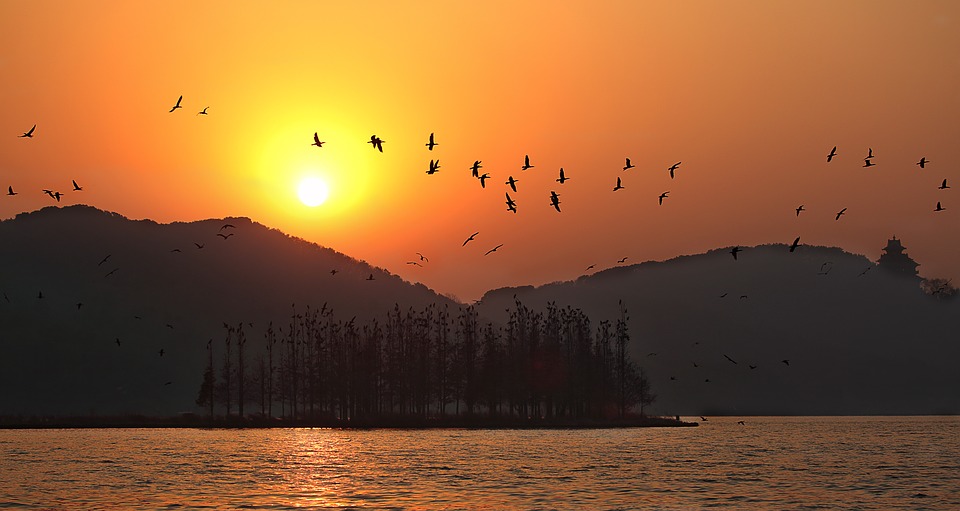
0, 205, 457, 416
476, 244, 960, 415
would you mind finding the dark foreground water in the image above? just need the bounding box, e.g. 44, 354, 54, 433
2, 416, 958, 510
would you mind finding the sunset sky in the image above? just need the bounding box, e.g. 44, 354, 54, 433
3, 1, 959, 301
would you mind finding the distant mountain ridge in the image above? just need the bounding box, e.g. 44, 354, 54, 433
477, 244, 960, 415
1, 206, 957, 417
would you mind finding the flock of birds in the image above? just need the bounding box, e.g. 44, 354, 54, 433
7, 94, 955, 406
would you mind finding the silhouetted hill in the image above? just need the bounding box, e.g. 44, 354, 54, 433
477, 244, 960, 415
0, 205, 457, 416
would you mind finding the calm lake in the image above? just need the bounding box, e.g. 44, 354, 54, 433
2, 416, 958, 510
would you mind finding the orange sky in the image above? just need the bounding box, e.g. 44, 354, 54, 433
3, 1, 960, 301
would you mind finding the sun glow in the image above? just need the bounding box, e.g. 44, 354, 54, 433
297, 177, 329, 207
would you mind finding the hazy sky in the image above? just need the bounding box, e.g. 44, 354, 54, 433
3, 1, 959, 301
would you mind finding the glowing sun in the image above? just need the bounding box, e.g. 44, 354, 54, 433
297, 177, 329, 207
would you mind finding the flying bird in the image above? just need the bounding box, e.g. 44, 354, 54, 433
478, 173, 490, 188
748, 365, 757, 370
98, 254, 111, 266
623, 158, 634, 171
104, 268, 119, 278
194, 242, 204, 249
463, 232, 479, 246
723, 354, 738, 365
427, 159, 441, 175
425, 132, 437, 151
730, 246, 742, 260
863, 159, 875, 168
470, 160, 482, 178
158, 349, 165, 357
668, 162, 681, 179
312, 133, 325, 147
20, 125, 36, 138
617, 257, 628, 263
330, 269, 338, 276
781, 359, 790, 366
197, 106, 209, 115
938, 179, 949, 190
217, 233, 234, 239
72, 180, 82, 191
521, 155, 534, 171
169, 95, 183, 113
917, 157, 928, 169
76, 302, 83, 310
585, 264, 595, 271
368, 135, 384, 152
789, 236, 801, 252
366, 274, 375, 281
115, 338, 121, 347
505, 193, 517, 213
416, 252, 428, 262
935, 201, 945, 212
866, 148, 874, 159
484, 244, 504, 256
220, 224, 235, 231
826, 146, 837, 162
796, 205, 805, 216
406, 261, 422, 267
505, 176, 519, 192
613, 177, 624, 191
170, 248, 181, 253
549, 191, 561, 212
7, 186, 16, 196
556, 168, 569, 184
658, 191, 669, 205
835, 208, 847, 220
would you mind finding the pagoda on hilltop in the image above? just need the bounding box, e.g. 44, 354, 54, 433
877, 236, 919, 278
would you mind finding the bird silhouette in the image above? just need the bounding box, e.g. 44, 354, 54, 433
613, 176, 624, 191
463, 232, 479, 246
485, 244, 504, 256
7, 186, 17, 196
220, 224, 235, 231
796, 205, 805, 216
521, 155, 534, 171
939, 179, 949, 190
37, 291, 43, 299
935, 201, 945, 212
623, 158, 634, 171
417, 252, 428, 262
194, 242, 204, 249
723, 354, 738, 365
312, 133, 325, 147
863, 159, 875, 168
818, 262, 832, 275
98, 254, 111, 266
505, 193, 517, 213
170, 248, 181, 253
917, 157, 928, 169
668, 162, 681, 179
366, 274, 375, 281
556, 168, 569, 184
20, 125, 36, 138
618, 257, 628, 263
470, 160, 482, 178
549, 191, 561, 212
76, 302, 83, 310
426, 159, 441, 175
169, 95, 183, 113
72, 180, 82, 191
858, 266, 872, 277
781, 359, 790, 366
730, 246, 742, 260
478, 173, 490, 188
158, 349, 165, 357
426, 132, 437, 150
104, 268, 119, 278
330, 269, 338, 276
700, 416, 708, 421
585, 264, 595, 271
217, 233, 234, 239
115, 338, 121, 347
789, 236, 801, 252
737, 420, 745, 425
658, 191, 669, 205
368, 135, 384, 152
748, 364, 757, 370
505, 176, 519, 193
835, 208, 847, 220
826, 146, 837, 162
197, 106, 209, 115
406, 261, 422, 267
866, 148, 874, 159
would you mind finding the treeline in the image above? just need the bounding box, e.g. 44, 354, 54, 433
196, 299, 655, 423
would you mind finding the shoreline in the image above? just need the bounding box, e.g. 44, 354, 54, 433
0, 415, 698, 430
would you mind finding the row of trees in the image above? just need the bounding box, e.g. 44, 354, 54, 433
196, 298, 655, 422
